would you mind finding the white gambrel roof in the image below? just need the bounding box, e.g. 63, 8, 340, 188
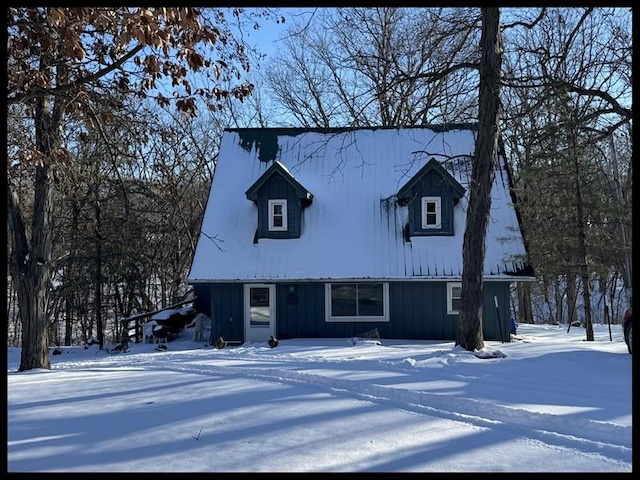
188, 126, 532, 283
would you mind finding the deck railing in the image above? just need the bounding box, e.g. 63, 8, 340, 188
118, 295, 197, 345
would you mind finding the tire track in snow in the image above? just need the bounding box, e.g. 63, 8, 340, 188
125, 354, 631, 464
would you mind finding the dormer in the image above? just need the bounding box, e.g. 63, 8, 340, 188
245, 161, 313, 241
397, 158, 465, 237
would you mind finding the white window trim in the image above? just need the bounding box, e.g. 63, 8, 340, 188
268, 199, 287, 231
325, 283, 390, 322
447, 282, 462, 315
421, 196, 441, 229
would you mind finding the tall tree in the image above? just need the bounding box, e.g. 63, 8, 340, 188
262, 7, 479, 127
7, 7, 267, 371
457, 7, 502, 351
501, 7, 632, 326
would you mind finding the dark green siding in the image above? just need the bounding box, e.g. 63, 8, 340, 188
276, 283, 325, 338
192, 284, 244, 342
256, 176, 302, 239
388, 282, 454, 339
211, 284, 244, 342
192, 285, 211, 316
191, 281, 513, 343
481, 282, 512, 342
275, 281, 512, 341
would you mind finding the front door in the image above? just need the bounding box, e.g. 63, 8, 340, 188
244, 284, 276, 343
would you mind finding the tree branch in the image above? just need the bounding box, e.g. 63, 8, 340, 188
8, 44, 146, 105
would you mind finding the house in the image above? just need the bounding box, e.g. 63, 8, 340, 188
187, 126, 534, 344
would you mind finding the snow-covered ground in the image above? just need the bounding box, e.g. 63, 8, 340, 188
7, 323, 632, 472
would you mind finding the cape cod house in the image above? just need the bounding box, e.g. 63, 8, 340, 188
187, 126, 534, 344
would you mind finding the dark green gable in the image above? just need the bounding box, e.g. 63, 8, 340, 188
245, 161, 313, 241
397, 158, 466, 237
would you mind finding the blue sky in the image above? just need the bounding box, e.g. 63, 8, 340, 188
240, 8, 317, 60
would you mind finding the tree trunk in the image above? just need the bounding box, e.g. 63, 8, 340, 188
7, 56, 60, 370
8, 164, 55, 371
567, 274, 577, 326
94, 171, 105, 349
64, 292, 73, 347
572, 140, 594, 341
554, 276, 564, 324
517, 282, 533, 324
608, 134, 632, 306
457, 7, 502, 351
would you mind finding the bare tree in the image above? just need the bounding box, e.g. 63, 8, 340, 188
47, 95, 232, 347
501, 7, 632, 328
263, 7, 480, 127
7, 7, 273, 371
456, 8, 502, 351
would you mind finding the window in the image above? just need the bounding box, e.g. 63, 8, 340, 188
249, 286, 270, 327
325, 283, 389, 322
421, 196, 441, 229
268, 199, 287, 231
447, 282, 462, 315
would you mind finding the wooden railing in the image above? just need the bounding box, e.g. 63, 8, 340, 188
119, 294, 197, 345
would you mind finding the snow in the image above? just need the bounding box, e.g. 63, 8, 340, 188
150, 309, 179, 320
7, 323, 631, 472
188, 127, 529, 283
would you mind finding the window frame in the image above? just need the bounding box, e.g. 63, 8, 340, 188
447, 282, 462, 315
421, 196, 442, 229
268, 199, 288, 231
325, 282, 390, 322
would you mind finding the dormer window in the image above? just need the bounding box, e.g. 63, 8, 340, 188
397, 158, 465, 238
246, 161, 313, 241
421, 196, 441, 229
269, 199, 288, 231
